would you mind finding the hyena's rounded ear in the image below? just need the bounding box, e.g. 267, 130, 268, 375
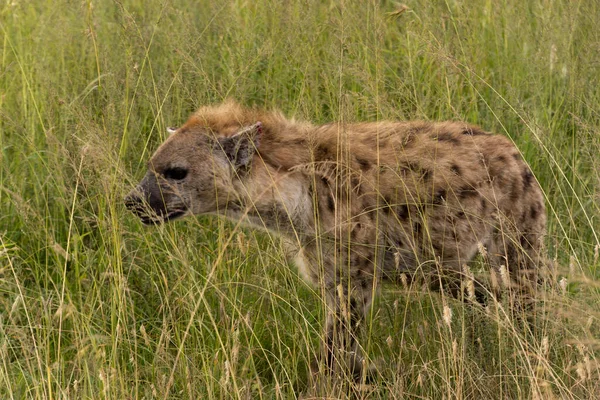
217, 122, 263, 170
167, 127, 178, 135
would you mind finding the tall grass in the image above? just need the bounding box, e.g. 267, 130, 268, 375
1, 0, 599, 398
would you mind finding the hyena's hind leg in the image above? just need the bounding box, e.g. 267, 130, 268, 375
484, 219, 548, 305
427, 258, 497, 306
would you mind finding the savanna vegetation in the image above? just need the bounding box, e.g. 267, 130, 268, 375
1, 0, 599, 398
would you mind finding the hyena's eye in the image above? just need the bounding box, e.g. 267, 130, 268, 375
163, 167, 188, 181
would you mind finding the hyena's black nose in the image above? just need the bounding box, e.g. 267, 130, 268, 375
124, 192, 144, 213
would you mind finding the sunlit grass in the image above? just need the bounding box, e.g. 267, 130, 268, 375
1, 0, 599, 398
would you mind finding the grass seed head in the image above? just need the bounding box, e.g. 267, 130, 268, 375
443, 304, 453, 328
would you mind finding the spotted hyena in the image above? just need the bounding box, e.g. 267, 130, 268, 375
125, 100, 546, 378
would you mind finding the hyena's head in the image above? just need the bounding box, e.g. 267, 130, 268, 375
125, 117, 263, 225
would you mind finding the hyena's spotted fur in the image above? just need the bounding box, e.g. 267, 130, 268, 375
126, 100, 546, 378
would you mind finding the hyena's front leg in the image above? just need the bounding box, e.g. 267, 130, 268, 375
320, 281, 373, 380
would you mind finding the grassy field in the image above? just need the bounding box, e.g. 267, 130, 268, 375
1, 0, 600, 398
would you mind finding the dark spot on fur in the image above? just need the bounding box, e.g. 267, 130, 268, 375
491, 226, 500, 238
228, 201, 243, 212
512, 153, 521, 161
402, 133, 415, 148
480, 198, 487, 211
422, 169, 431, 181
520, 235, 532, 250
436, 132, 461, 145
450, 164, 462, 176
405, 161, 419, 172
432, 242, 442, 252
522, 169, 533, 191
383, 196, 393, 207
397, 205, 409, 220
315, 144, 333, 160
433, 189, 446, 205
356, 157, 370, 170
479, 154, 489, 167
318, 177, 336, 212
530, 203, 541, 220
363, 249, 374, 260
529, 206, 538, 221
496, 155, 507, 163
509, 182, 521, 203
457, 211, 465, 218
349, 297, 358, 310
327, 194, 335, 212
458, 187, 479, 199
414, 222, 422, 237
404, 161, 431, 180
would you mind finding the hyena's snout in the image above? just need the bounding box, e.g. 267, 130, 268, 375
124, 189, 148, 219
124, 186, 163, 225
125, 175, 185, 225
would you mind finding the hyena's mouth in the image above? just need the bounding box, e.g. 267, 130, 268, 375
163, 209, 187, 222
125, 198, 188, 225
139, 210, 187, 225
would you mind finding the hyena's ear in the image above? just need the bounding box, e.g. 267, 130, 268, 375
217, 122, 263, 169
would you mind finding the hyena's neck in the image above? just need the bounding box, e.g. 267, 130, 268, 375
230, 162, 313, 239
